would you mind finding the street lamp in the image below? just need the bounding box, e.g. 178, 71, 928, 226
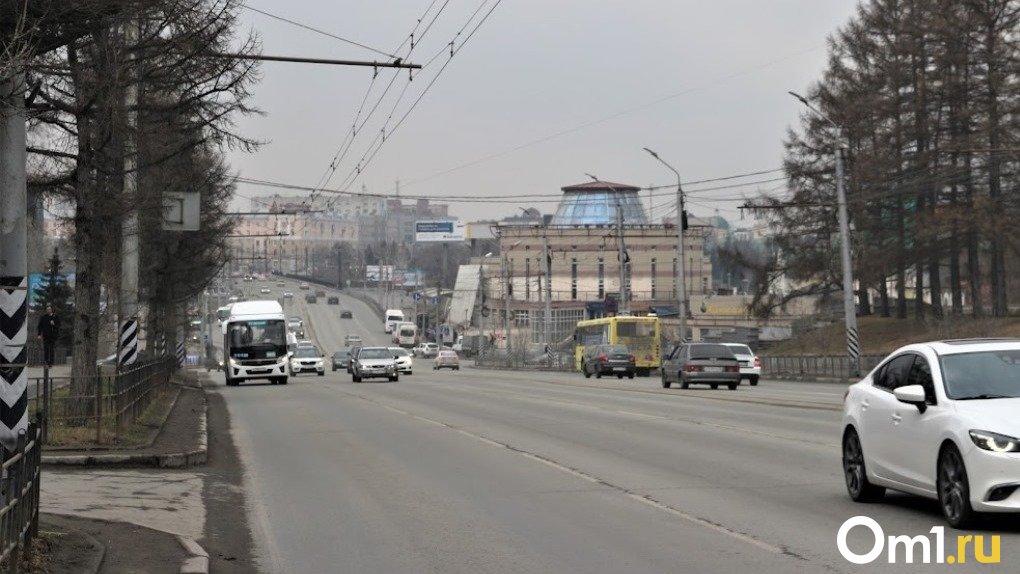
586, 174, 629, 315
789, 91, 860, 377
643, 147, 688, 343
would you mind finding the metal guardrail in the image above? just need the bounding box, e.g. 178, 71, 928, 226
761, 354, 886, 381
474, 349, 576, 371
28, 358, 176, 445
0, 419, 42, 573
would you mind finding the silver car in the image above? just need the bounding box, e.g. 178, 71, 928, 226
351, 346, 399, 382
661, 343, 741, 390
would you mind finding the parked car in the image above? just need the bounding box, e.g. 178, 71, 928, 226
434, 350, 460, 370
288, 317, 303, 329
260, 286, 271, 294
299, 282, 310, 290
315, 289, 326, 297
297, 339, 314, 348
581, 344, 636, 379
305, 294, 317, 304
344, 335, 362, 347
283, 291, 294, 299
276, 281, 285, 287
388, 347, 413, 375
340, 310, 353, 319
289, 345, 325, 376
351, 346, 399, 382
327, 296, 339, 305
660, 343, 741, 390
332, 349, 351, 372
842, 339, 1020, 528
721, 343, 762, 386
414, 342, 440, 358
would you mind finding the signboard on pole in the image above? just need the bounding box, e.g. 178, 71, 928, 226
415, 220, 465, 242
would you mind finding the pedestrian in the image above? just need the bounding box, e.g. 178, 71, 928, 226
37, 304, 61, 367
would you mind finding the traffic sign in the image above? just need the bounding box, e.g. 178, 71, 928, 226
431, 296, 440, 304
413, 292, 423, 302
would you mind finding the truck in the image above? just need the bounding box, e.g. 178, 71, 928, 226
222, 300, 290, 386
393, 322, 417, 348
384, 309, 405, 334
453, 334, 486, 357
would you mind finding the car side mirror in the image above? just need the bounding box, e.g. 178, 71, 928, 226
894, 384, 928, 413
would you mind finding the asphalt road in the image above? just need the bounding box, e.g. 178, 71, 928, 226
213, 278, 1020, 573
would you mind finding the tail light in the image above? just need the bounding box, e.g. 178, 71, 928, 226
754, 357, 761, 368
685, 365, 703, 372
724, 365, 740, 373
598, 354, 608, 363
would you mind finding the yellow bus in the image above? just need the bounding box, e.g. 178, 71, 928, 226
574, 316, 661, 376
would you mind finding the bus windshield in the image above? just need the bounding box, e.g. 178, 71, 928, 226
227, 319, 286, 359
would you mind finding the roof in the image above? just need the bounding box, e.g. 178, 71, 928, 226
561, 181, 641, 193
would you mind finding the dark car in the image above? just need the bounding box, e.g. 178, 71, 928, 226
327, 296, 339, 305
581, 344, 636, 379
340, 309, 353, 319
332, 348, 351, 371
315, 289, 326, 298
305, 294, 317, 304
661, 343, 741, 390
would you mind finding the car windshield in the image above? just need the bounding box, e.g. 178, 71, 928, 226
439, 351, 457, 357
726, 345, 753, 356
940, 350, 1020, 399
333, 350, 349, 358
689, 345, 736, 360
293, 347, 319, 358
359, 348, 392, 360
389, 348, 410, 357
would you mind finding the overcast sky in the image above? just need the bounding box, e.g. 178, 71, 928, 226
228, 1, 860, 225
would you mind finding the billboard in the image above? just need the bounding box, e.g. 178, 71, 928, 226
365, 265, 394, 282
415, 220, 465, 242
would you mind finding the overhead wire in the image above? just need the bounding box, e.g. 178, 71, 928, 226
240, 3, 399, 59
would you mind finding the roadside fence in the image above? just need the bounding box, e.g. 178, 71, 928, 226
29, 357, 176, 446
475, 348, 575, 371
761, 354, 885, 381
0, 417, 42, 573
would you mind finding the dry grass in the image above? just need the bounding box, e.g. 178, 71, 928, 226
768, 315, 1020, 356
36, 385, 178, 449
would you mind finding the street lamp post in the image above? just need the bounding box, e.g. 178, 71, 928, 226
586, 174, 628, 315
789, 91, 860, 377
642, 148, 688, 343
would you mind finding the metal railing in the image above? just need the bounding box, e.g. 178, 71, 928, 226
29, 358, 176, 445
761, 354, 885, 381
475, 348, 576, 371
0, 419, 42, 573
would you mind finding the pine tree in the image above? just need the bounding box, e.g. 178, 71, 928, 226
35, 248, 74, 348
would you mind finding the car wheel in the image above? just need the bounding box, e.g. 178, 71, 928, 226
596, 370, 602, 379
617, 374, 623, 379
407, 371, 412, 376
318, 371, 324, 377
583, 365, 591, 378
661, 372, 670, 388
455, 367, 460, 370
750, 376, 759, 386
938, 444, 977, 528
679, 374, 689, 390
628, 373, 634, 379
279, 377, 288, 385
728, 383, 738, 390
710, 384, 718, 390
389, 375, 398, 382
353, 374, 362, 382
842, 428, 885, 503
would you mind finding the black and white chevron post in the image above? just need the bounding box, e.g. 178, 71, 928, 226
118, 318, 138, 369
155, 335, 166, 357
0, 277, 29, 451
176, 341, 185, 367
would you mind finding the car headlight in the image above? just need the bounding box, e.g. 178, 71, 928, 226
970, 430, 1020, 453
229, 358, 239, 368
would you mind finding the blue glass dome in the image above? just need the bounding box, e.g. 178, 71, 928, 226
550, 181, 649, 226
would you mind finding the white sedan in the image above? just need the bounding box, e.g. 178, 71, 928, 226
842, 339, 1020, 527
721, 343, 761, 386
389, 347, 413, 375
289, 346, 325, 376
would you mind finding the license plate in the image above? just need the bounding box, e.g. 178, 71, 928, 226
704, 366, 723, 373
613, 367, 626, 372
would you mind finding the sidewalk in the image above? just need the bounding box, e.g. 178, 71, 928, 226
38, 370, 214, 574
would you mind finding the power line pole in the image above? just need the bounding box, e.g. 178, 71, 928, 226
643, 148, 687, 342
543, 230, 552, 346
0, 72, 30, 449
617, 200, 628, 315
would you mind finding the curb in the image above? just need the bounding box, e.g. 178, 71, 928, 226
176, 534, 210, 574
41, 394, 208, 468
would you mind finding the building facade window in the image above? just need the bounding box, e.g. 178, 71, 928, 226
597, 257, 605, 299
571, 258, 578, 300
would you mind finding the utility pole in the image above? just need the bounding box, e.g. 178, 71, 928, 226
644, 147, 688, 342
544, 231, 552, 346
440, 242, 449, 344
616, 201, 628, 315
0, 72, 30, 448
504, 256, 512, 353
789, 91, 860, 377
118, 17, 140, 371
